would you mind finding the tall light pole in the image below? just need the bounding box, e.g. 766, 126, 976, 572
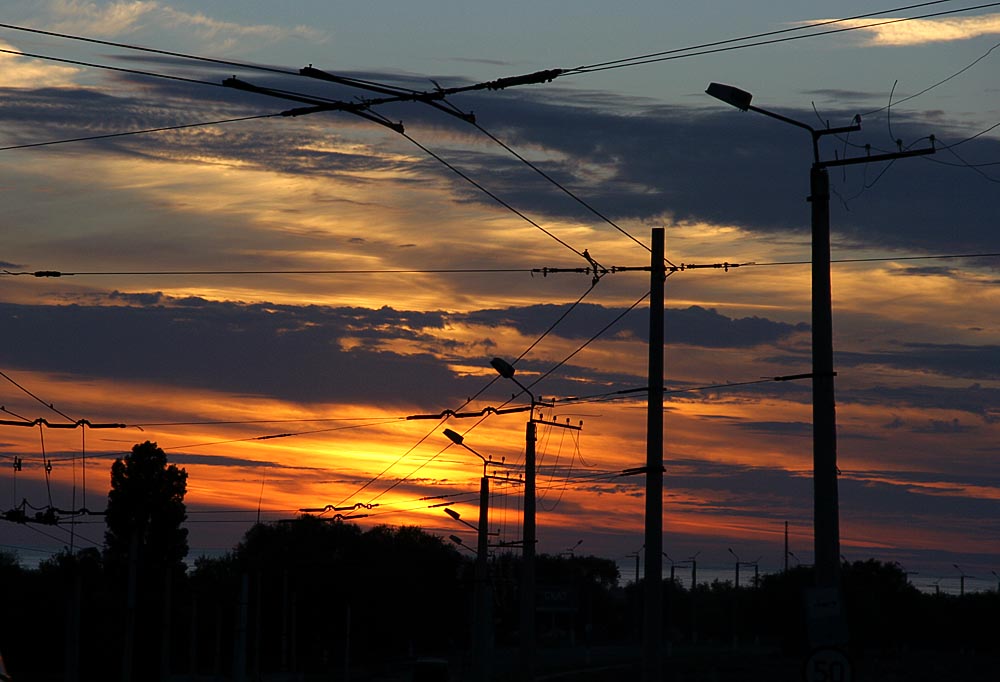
728, 548, 742, 589
490, 356, 540, 681
644, 228, 665, 682
705, 82, 934, 600
953, 564, 971, 597
443, 429, 493, 681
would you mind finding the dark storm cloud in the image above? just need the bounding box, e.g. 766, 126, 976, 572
838, 342, 1000, 380
730, 420, 811, 436
662, 457, 1000, 524
0, 296, 799, 403
843, 383, 999, 420
458, 303, 808, 347
164, 453, 324, 471
3, 295, 996, 411
0, 297, 465, 407
4, 72, 997, 253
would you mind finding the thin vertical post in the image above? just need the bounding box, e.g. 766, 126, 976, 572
811, 166, 840, 590
475, 473, 491, 682
521, 419, 536, 680
784, 521, 789, 573
643, 227, 665, 682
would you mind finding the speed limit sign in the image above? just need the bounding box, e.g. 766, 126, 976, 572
803, 647, 853, 682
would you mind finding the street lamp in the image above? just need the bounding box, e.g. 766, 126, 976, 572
490, 356, 538, 680
728, 548, 742, 589
708, 82, 857, 594
490, 357, 578, 679
443, 428, 493, 682
953, 563, 971, 597
706, 82, 933, 602
560, 539, 583, 557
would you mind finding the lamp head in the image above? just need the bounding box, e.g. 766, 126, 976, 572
449, 534, 464, 545
706, 82, 753, 111
444, 508, 461, 521
443, 428, 464, 445
490, 357, 516, 379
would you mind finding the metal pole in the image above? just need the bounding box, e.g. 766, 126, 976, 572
784, 521, 789, 573
643, 227, 665, 682
520, 418, 536, 681
475, 473, 491, 682
810, 165, 841, 590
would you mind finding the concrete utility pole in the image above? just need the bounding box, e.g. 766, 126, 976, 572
443, 428, 494, 682
706, 82, 934, 647
643, 227, 665, 682
784, 521, 789, 573
490, 357, 577, 681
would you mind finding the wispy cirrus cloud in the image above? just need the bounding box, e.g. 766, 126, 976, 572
824, 13, 1000, 46
0, 40, 81, 87
41, 1, 327, 48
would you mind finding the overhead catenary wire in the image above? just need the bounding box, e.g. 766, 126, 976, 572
1, 3, 992, 548
468, 120, 662, 261
336, 278, 604, 507
564, 1, 964, 73
0, 114, 283, 152
4, 252, 999, 280
1, 267, 535, 277
368, 283, 648, 504
0, 368, 76, 423
562, 2, 1000, 75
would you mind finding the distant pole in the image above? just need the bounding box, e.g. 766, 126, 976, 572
784, 521, 789, 573
954, 564, 967, 596
189, 595, 198, 678
160, 570, 172, 682
521, 417, 536, 681
728, 548, 741, 589
122, 529, 138, 682
234, 573, 248, 682
643, 227, 665, 682
344, 604, 351, 682
474, 471, 491, 682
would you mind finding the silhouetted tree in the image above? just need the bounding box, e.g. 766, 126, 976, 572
104, 440, 189, 572
104, 441, 188, 681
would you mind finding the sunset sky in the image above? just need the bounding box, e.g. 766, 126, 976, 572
1, 1, 998, 593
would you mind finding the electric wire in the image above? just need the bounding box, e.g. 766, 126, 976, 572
565, 0, 963, 73
746, 252, 1000, 267
341, 280, 603, 506
390, 282, 645, 499
0, 46, 221, 87
159, 418, 404, 452
0, 22, 301, 77
860, 39, 1000, 118
522, 286, 655, 395
0, 369, 76, 423
469, 120, 658, 260
563, 3, 1000, 75
399, 131, 590, 263
0, 114, 282, 152
7, 252, 994, 281
1, 267, 535, 276
3, 6, 996, 541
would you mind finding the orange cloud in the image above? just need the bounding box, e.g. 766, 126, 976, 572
828, 14, 1000, 46
0, 41, 80, 88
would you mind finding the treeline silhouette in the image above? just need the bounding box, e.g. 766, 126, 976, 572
1, 517, 998, 680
